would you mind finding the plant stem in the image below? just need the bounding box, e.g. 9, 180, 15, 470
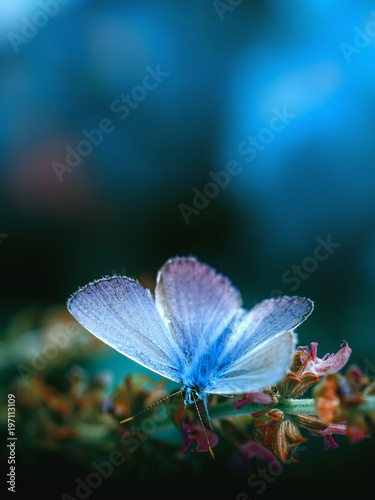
353, 394, 375, 414
209, 398, 317, 420
147, 396, 375, 435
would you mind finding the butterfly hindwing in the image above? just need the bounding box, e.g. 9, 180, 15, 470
207, 331, 296, 394
205, 296, 314, 394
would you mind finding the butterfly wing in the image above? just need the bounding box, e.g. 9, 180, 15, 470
67, 260, 313, 395
67, 276, 184, 383
208, 330, 297, 394
155, 256, 242, 357
205, 296, 314, 394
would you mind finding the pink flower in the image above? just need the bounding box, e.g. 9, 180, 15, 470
220, 419, 280, 472
297, 341, 352, 377
234, 392, 274, 410
181, 418, 219, 453
310, 422, 347, 449
314, 368, 372, 442
232, 438, 280, 473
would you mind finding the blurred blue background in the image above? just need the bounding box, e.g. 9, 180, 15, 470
1, 1, 375, 498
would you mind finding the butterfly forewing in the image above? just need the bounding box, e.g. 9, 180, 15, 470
67, 276, 184, 383
218, 296, 313, 362
155, 257, 242, 357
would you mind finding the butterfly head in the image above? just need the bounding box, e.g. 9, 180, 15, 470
182, 385, 201, 407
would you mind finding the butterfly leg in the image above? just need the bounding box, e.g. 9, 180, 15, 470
201, 393, 214, 431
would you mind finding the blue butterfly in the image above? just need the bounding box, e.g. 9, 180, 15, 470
67, 257, 313, 454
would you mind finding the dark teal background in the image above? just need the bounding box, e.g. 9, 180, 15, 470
1, 1, 375, 499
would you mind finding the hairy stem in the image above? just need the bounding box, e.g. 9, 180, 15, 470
209, 397, 318, 420
142, 395, 375, 435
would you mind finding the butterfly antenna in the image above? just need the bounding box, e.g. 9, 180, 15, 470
120, 390, 182, 424
192, 394, 215, 460
215, 393, 242, 400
